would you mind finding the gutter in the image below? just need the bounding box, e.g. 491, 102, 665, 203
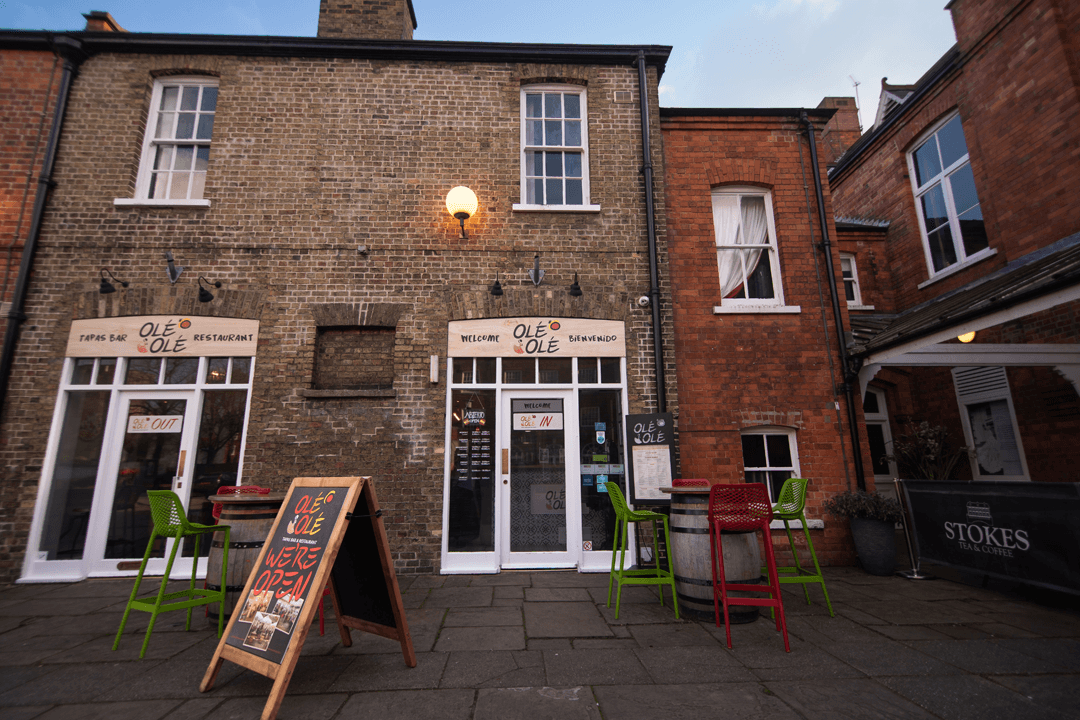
800, 111, 866, 491
0, 36, 85, 419
637, 51, 666, 413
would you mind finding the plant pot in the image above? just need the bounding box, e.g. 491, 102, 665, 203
849, 517, 896, 576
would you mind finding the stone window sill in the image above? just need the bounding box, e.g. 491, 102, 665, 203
713, 305, 802, 314
300, 388, 396, 399
114, 198, 211, 208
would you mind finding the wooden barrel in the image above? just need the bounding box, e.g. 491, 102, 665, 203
669, 491, 762, 623
206, 493, 284, 623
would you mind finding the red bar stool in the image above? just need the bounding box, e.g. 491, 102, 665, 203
708, 483, 790, 652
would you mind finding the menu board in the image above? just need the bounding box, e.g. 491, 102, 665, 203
454, 407, 493, 494
626, 413, 675, 505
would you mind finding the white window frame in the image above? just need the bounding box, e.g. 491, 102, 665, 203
862, 387, 897, 481
952, 367, 1029, 482
907, 111, 993, 281
711, 187, 799, 314
739, 427, 821, 529
513, 85, 600, 213
840, 253, 874, 310
115, 77, 218, 208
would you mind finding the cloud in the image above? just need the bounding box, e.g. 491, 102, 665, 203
752, 0, 841, 22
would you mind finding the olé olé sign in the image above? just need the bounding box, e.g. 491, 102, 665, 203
67, 316, 259, 358
448, 318, 625, 357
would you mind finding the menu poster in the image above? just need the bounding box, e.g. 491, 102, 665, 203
626, 413, 675, 505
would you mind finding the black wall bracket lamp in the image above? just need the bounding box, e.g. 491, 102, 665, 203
164, 251, 183, 284
569, 273, 583, 297
198, 276, 222, 303
446, 186, 479, 239
490, 273, 503, 297
99, 269, 128, 294
529, 254, 545, 286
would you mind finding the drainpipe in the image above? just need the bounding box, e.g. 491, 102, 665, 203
0, 36, 85, 420
637, 51, 666, 413
800, 111, 866, 490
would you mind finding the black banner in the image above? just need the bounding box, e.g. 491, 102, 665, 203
901, 480, 1080, 595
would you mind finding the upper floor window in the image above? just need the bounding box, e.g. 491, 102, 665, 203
515, 86, 597, 211
713, 187, 796, 313
908, 113, 988, 276
134, 78, 218, 203
741, 428, 799, 503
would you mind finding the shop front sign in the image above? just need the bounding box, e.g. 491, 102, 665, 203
448, 318, 625, 357
66, 316, 259, 357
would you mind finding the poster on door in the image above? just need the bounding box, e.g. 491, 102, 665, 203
127, 415, 183, 433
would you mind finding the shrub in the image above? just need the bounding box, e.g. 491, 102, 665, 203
886, 420, 973, 481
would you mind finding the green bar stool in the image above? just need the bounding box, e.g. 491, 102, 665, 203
605, 482, 679, 620
113, 490, 231, 658
769, 478, 833, 616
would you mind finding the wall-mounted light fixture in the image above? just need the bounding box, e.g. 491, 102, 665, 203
569, 273, 583, 297
99, 269, 128, 294
490, 273, 503, 297
164, 251, 183, 284
957, 331, 976, 343
445, 186, 478, 239
529, 254, 545, 286
198, 276, 222, 303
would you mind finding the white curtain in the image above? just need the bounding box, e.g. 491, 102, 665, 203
714, 194, 768, 298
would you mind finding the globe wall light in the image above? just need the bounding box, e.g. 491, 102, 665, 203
446, 186, 478, 239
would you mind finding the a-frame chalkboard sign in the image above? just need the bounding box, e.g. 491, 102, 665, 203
201, 477, 415, 720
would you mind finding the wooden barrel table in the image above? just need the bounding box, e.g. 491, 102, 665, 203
664, 488, 762, 623
206, 491, 285, 623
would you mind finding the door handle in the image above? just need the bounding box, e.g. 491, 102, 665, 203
173, 476, 183, 490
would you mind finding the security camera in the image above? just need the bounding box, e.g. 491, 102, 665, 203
637, 295, 651, 307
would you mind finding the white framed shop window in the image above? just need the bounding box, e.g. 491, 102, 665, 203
952, 366, 1029, 481
115, 77, 218, 207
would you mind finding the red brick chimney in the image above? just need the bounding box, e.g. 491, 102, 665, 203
82, 11, 127, 32
317, 0, 417, 40
817, 96, 862, 166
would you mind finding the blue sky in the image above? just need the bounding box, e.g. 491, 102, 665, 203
0, 0, 958, 130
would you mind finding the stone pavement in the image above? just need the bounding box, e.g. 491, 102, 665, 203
1, 567, 1078, 719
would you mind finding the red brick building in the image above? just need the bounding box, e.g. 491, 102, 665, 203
661, 108, 870, 566
830, 0, 1080, 488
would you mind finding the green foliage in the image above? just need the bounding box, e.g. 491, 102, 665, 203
886, 420, 973, 481
822, 490, 904, 523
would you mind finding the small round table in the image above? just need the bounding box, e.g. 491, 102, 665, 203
660, 486, 761, 623
206, 491, 286, 622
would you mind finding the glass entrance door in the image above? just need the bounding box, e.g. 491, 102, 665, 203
86, 391, 200, 577
500, 390, 580, 569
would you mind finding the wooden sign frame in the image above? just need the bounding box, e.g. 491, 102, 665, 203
201, 477, 415, 720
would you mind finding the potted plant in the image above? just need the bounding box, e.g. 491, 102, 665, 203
822, 490, 904, 576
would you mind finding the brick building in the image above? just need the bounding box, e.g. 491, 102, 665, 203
0, 0, 678, 583
829, 0, 1080, 487
660, 108, 869, 567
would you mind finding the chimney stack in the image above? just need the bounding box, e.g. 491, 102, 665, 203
317, 0, 417, 40
82, 11, 127, 32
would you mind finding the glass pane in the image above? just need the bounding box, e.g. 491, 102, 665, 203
502, 357, 534, 384
545, 151, 563, 178
928, 225, 957, 272
865, 424, 891, 476
948, 163, 980, 215
125, 358, 161, 384
96, 358, 117, 385
510, 423, 565, 552
149, 172, 165, 199
546, 179, 563, 205
180, 86, 199, 111
448, 389, 496, 552
201, 86, 217, 111
920, 184, 949, 234
175, 113, 195, 139
538, 358, 572, 383
600, 357, 620, 383
577, 358, 598, 384
579, 389, 621, 553
187, 389, 249, 555
231, 357, 251, 384
452, 358, 474, 384
153, 145, 173, 170
937, 115, 968, 170
155, 111, 175, 139
196, 114, 214, 140
745, 249, 775, 299
37, 391, 110, 560
844, 279, 856, 302
545, 119, 562, 146
168, 172, 190, 199
967, 399, 1024, 476
475, 357, 496, 384
525, 93, 542, 118
105, 399, 186, 559
912, 136, 941, 187
164, 357, 199, 384
191, 172, 206, 199
174, 145, 194, 171
526, 120, 543, 146
544, 93, 562, 118
959, 206, 988, 256
160, 86, 178, 112
565, 120, 581, 147
564, 152, 581, 177
741, 434, 766, 468
566, 179, 583, 205
206, 357, 228, 384
71, 358, 94, 385
528, 178, 542, 204
862, 390, 880, 414
528, 150, 544, 176
767, 471, 791, 503
766, 434, 792, 467
564, 93, 580, 119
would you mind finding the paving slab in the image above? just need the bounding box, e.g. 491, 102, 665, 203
465, 574, 532, 586
439, 649, 545, 688
336, 689, 475, 720
434, 625, 526, 652
201, 692, 348, 720
882, 673, 1076, 720
822, 640, 965, 677
492, 586, 523, 600
529, 572, 609, 588
329, 651, 448, 692
524, 587, 592, 602
593, 682, 803, 720
996, 637, 1080, 670
213, 655, 353, 696
908, 638, 1069, 674
443, 607, 523, 627
542, 647, 652, 686
422, 587, 494, 608
783, 614, 883, 645
628, 622, 719, 647
0, 659, 165, 706
989, 674, 1080, 718
635, 645, 757, 684
159, 698, 227, 720
764, 678, 938, 719
524, 602, 612, 638
25, 699, 182, 720
595, 599, 682, 625
95, 658, 245, 701
475, 686, 602, 720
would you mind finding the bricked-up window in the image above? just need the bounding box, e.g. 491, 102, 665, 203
516, 85, 596, 210
740, 428, 800, 503
313, 326, 395, 390
908, 113, 989, 275
134, 78, 217, 202
713, 187, 786, 308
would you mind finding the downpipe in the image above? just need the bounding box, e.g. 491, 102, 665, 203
637, 51, 666, 413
